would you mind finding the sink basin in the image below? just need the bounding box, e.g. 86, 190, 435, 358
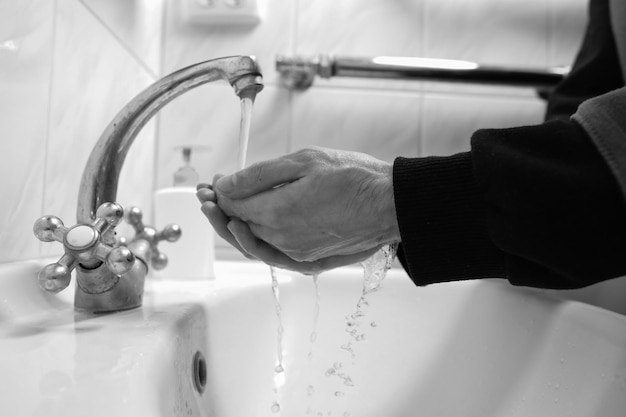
1, 259, 625, 416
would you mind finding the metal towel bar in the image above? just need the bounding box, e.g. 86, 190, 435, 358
276, 54, 568, 95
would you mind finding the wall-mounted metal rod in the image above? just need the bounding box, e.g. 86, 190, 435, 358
276, 54, 569, 92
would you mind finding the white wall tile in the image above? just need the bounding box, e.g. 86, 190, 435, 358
421, 92, 546, 156
548, 0, 588, 66
42, 0, 156, 257
80, 0, 165, 76
424, 0, 549, 67
290, 88, 421, 163
0, 0, 54, 263
162, 0, 294, 84
297, 0, 423, 57
296, 0, 424, 91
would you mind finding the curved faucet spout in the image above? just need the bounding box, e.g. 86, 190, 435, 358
77, 55, 263, 224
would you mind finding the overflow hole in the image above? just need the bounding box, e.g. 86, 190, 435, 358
192, 351, 207, 394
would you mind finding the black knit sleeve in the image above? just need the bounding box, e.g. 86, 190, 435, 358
393, 119, 626, 289
393, 153, 506, 285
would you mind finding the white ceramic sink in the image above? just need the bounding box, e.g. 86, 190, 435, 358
1, 259, 625, 416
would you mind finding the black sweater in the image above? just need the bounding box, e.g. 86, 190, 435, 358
393, 0, 626, 289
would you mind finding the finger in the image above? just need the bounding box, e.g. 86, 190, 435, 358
196, 187, 216, 203
216, 179, 293, 223
216, 194, 256, 221
214, 153, 307, 199
226, 219, 323, 274
226, 220, 379, 275
199, 202, 256, 260
212, 173, 223, 188
196, 183, 212, 191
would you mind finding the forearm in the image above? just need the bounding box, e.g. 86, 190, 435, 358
394, 119, 626, 289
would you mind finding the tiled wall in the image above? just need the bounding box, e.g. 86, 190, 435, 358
1, 0, 587, 265
0, 0, 162, 263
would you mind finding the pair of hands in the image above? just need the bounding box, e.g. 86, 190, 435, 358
196, 147, 400, 274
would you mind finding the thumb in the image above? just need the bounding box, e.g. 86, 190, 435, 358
214, 153, 306, 199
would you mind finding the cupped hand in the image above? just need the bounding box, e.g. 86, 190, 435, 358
197, 182, 382, 275
204, 147, 400, 268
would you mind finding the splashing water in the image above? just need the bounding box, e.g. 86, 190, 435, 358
323, 243, 398, 416
337, 243, 398, 360
362, 243, 398, 294
346, 243, 397, 344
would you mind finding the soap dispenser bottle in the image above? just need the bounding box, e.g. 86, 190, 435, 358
153, 146, 214, 280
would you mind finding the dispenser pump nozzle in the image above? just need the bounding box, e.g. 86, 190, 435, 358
173, 147, 199, 187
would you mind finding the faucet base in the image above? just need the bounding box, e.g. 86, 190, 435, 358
74, 260, 147, 313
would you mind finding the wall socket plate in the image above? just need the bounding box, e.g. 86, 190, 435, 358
181, 0, 263, 26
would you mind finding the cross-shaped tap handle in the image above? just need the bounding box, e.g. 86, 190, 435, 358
124, 206, 181, 270
33, 202, 135, 293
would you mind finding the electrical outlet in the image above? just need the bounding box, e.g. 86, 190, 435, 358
181, 0, 262, 26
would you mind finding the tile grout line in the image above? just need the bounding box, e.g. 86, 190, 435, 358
78, 0, 159, 80
418, 0, 426, 158
151, 0, 169, 220
40, 0, 59, 258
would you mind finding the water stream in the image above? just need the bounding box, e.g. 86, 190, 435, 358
309, 273, 321, 361
238, 96, 286, 414
238, 96, 254, 171
305, 274, 321, 415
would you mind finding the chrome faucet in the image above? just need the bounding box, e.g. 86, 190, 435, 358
33, 56, 264, 313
